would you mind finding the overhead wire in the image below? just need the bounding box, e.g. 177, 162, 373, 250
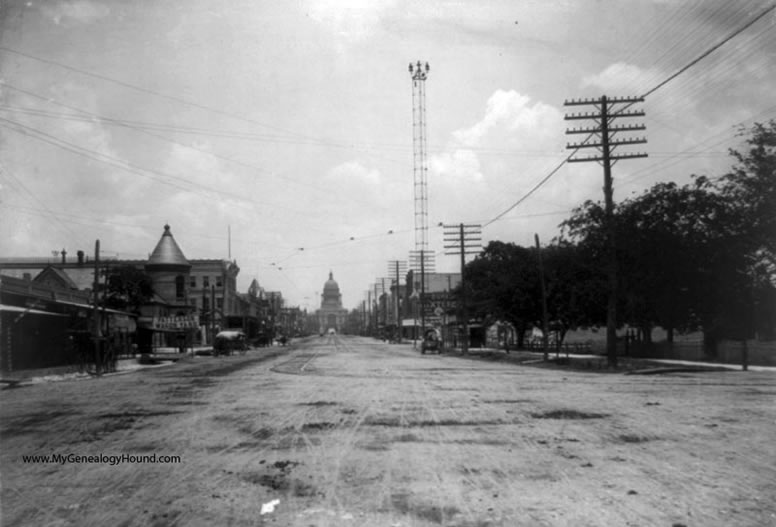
0, 45, 330, 145
0, 47, 417, 170
483, 1, 776, 228
0, 116, 347, 233
0, 83, 332, 195
0, 165, 83, 243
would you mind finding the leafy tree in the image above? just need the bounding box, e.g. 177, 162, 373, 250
103, 265, 155, 312
562, 166, 765, 354
542, 241, 607, 340
463, 241, 541, 347
717, 120, 776, 339
719, 120, 776, 276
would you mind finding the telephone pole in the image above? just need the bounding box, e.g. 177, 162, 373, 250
535, 234, 550, 361
564, 95, 647, 367
387, 260, 407, 342
409, 250, 435, 340
443, 223, 482, 354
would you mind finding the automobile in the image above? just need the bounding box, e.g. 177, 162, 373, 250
421, 328, 443, 355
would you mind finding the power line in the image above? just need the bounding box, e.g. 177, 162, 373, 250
641, 3, 775, 99
483, 156, 571, 227
0, 45, 325, 144
0, 116, 340, 225
0, 165, 83, 243
0, 48, 413, 169
483, 2, 775, 227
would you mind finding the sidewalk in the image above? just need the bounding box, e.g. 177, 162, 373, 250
442, 346, 776, 372
0, 352, 196, 389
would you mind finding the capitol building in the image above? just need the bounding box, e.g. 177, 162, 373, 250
316, 271, 348, 334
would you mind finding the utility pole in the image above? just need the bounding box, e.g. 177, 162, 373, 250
373, 283, 379, 337
210, 284, 216, 345
564, 95, 647, 368
379, 277, 391, 335
387, 260, 407, 343
535, 234, 550, 361
409, 250, 434, 342
367, 290, 372, 336
91, 239, 102, 374
443, 223, 482, 354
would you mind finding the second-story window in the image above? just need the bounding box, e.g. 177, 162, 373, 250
175, 275, 185, 299
190, 276, 197, 288
216, 275, 223, 287
203, 276, 210, 288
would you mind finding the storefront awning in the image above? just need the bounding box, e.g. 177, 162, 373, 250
0, 304, 67, 316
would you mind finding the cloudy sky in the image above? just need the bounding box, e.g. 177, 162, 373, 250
1, 0, 774, 310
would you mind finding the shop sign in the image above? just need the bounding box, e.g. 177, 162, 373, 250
152, 315, 198, 330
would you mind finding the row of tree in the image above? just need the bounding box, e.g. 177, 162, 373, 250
460, 120, 776, 357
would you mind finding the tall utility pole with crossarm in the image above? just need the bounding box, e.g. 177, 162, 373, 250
443, 223, 482, 355
564, 95, 647, 368
387, 260, 407, 342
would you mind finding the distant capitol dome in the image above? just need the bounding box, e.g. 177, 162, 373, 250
317, 270, 347, 332
323, 272, 340, 294
321, 271, 342, 308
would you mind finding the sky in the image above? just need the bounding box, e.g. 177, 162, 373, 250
1, 0, 774, 311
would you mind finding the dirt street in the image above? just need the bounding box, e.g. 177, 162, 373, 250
1, 335, 775, 527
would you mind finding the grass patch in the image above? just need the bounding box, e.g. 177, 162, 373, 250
298, 401, 338, 406
389, 493, 460, 524
365, 417, 506, 427
300, 421, 337, 431
617, 433, 654, 443
531, 409, 609, 420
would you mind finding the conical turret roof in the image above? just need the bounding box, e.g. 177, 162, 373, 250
146, 224, 190, 271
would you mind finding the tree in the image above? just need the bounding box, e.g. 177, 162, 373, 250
463, 241, 541, 347
718, 120, 776, 339
542, 241, 607, 341
719, 120, 776, 276
560, 177, 750, 354
103, 265, 155, 312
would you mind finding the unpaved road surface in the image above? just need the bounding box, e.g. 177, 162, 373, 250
1, 335, 775, 526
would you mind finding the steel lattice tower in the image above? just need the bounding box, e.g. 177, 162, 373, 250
409, 61, 430, 253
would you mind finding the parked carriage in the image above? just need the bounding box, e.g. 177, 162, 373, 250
421, 328, 443, 355
213, 330, 248, 356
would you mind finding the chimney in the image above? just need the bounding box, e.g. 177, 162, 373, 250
77, 250, 84, 265
61, 248, 67, 264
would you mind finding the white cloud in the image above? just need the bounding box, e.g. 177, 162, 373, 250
305, 0, 397, 42
430, 89, 564, 195
581, 62, 656, 93
430, 149, 483, 182
325, 160, 381, 185
41, 1, 110, 25
451, 89, 564, 148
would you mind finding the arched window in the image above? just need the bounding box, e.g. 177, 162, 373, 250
175, 275, 185, 299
